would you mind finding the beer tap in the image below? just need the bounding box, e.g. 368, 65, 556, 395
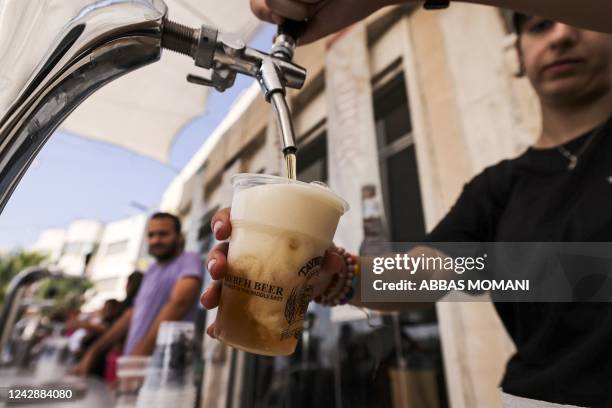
0, 1, 307, 215
161, 19, 307, 160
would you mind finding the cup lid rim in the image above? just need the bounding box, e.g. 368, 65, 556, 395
230, 173, 349, 213
117, 355, 152, 363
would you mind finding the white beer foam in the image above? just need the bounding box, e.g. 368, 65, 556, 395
231, 181, 346, 244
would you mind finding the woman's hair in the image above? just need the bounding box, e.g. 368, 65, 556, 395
512, 12, 530, 35
513, 12, 530, 78
126, 270, 144, 299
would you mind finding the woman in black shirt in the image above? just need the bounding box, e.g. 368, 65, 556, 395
202, 11, 612, 408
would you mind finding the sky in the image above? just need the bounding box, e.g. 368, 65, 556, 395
0, 24, 276, 251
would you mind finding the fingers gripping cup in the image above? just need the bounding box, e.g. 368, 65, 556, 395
214, 174, 349, 356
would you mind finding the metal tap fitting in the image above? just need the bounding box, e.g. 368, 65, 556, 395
262, 20, 307, 154
161, 18, 306, 154
161, 19, 305, 92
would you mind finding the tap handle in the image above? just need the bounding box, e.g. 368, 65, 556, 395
273, 20, 307, 62
277, 19, 307, 44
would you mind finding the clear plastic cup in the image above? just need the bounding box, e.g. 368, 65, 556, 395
115, 356, 150, 408
136, 322, 196, 408
214, 174, 349, 356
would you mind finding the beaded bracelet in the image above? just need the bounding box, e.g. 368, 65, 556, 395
314, 246, 360, 306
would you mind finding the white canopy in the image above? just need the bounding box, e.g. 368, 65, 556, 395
61, 0, 261, 163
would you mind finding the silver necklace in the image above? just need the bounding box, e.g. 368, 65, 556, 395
556, 127, 601, 170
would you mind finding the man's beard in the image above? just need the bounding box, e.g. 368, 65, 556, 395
150, 242, 179, 261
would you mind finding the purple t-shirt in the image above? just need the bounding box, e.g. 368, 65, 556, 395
123, 251, 202, 354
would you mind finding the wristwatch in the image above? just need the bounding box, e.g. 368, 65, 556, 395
424, 0, 450, 10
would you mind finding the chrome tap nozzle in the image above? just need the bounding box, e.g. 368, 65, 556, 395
161, 18, 307, 154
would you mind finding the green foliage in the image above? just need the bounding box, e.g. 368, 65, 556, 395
35, 277, 93, 315
0, 250, 47, 302
0, 251, 92, 316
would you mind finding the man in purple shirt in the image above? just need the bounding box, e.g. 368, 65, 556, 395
72, 212, 202, 375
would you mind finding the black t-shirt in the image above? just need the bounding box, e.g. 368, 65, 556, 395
426, 117, 612, 407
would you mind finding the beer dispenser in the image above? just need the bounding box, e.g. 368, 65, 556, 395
161, 18, 306, 179
0, 0, 306, 213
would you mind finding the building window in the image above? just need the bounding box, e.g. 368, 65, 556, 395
62, 242, 82, 255
62, 241, 96, 256
373, 72, 426, 242
105, 239, 129, 256
197, 206, 220, 278
297, 131, 328, 184
93, 277, 119, 293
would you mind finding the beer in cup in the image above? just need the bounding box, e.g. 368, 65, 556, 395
214, 173, 349, 356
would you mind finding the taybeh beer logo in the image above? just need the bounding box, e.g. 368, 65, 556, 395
285, 284, 314, 326
284, 256, 322, 327
223, 274, 285, 302
298, 256, 323, 278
